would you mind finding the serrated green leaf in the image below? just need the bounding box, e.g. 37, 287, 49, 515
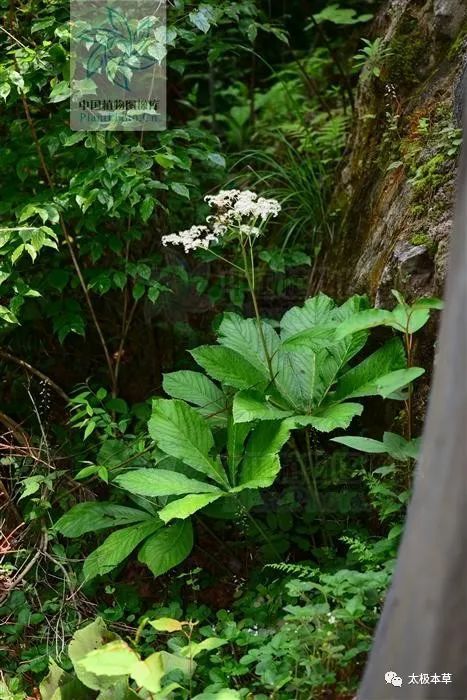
55, 502, 151, 537
83, 520, 161, 581
280, 294, 336, 339
331, 435, 387, 453
191, 345, 268, 391
333, 338, 406, 401
148, 399, 228, 486
158, 492, 223, 523
115, 469, 221, 498
232, 389, 294, 423
239, 421, 291, 489
218, 313, 279, 375
138, 520, 193, 577
281, 324, 337, 351
292, 403, 363, 432
334, 309, 393, 340
375, 367, 425, 398
163, 371, 227, 425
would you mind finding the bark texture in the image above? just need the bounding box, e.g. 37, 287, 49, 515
341, 2, 467, 697
358, 92, 467, 699
324, 0, 467, 307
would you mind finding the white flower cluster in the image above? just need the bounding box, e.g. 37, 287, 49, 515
205, 189, 281, 221
162, 189, 281, 253
161, 225, 219, 254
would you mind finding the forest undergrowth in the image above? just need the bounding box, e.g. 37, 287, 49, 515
0, 1, 454, 698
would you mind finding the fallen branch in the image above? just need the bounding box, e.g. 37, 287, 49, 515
0, 350, 70, 403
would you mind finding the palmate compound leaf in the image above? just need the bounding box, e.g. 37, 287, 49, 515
217, 312, 280, 374
162, 370, 228, 426
277, 295, 371, 411
83, 519, 162, 582
54, 502, 152, 538
115, 469, 222, 498
191, 345, 268, 391
138, 520, 194, 577
148, 399, 228, 487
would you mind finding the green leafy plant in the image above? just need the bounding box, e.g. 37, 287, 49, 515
39, 616, 226, 699
56, 288, 428, 579
354, 38, 393, 80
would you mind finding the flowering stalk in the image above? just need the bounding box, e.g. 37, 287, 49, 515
162, 189, 281, 383
239, 231, 275, 383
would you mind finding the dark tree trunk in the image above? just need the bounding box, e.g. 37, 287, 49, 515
358, 101, 467, 699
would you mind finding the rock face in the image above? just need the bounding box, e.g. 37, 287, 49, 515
323, 0, 467, 309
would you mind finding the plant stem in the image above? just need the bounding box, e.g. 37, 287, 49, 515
404, 331, 414, 441
240, 242, 275, 383
291, 437, 322, 512
305, 431, 324, 513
